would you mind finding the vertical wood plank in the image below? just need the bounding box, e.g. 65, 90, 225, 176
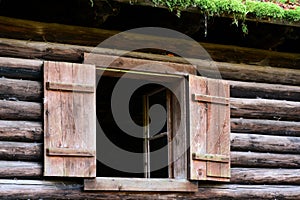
44, 61, 64, 176
172, 78, 187, 179
189, 75, 207, 180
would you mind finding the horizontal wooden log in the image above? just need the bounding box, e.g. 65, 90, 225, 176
229, 80, 300, 101
0, 16, 299, 69
0, 56, 43, 80
231, 118, 300, 136
0, 161, 42, 178
0, 120, 42, 142
231, 151, 300, 168
230, 98, 300, 121
0, 100, 42, 121
0, 78, 42, 102
1, 38, 300, 85
231, 168, 300, 184
231, 133, 300, 154
0, 141, 42, 161
0, 180, 300, 199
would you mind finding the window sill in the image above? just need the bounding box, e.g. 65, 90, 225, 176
84, 177, 198, 192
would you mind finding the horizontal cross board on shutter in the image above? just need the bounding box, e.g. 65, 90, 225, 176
188, 75, 230, 182
44, 61, 96, 177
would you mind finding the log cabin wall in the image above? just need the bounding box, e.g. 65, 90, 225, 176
0, 42, 300, 199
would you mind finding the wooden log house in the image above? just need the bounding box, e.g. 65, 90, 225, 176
0, 0, 300, 199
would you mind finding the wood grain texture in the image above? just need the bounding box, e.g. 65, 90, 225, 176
229, 80, 300, 101
0, 180, 300, 199
231, 168, 300, 184
0, 56, 42, 80
44, 61, 96, 177
84, 178, 198, 192
1, 38, 300, 85
231, 133, 300, 153
230, 98, 300, 121
231, 118, 300, 136
0, 78, 42, 102
0, 120, 42, 142
84, 53, 196, 76
231, 151, 300, 168
189, 75, 230, 181
0, 141, 41, 161
0, 15, 299, 69
0, 161, 42, 178
0, 100, 41, 121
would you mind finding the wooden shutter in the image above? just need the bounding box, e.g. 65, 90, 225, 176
188, 75, 230, 182
44, 61, 96, 177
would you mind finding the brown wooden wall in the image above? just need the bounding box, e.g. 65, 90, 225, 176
0, 46, 300, 199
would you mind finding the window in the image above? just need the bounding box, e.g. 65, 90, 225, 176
43, 54, 230, 192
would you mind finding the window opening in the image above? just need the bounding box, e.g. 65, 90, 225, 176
96, 74, 170, 179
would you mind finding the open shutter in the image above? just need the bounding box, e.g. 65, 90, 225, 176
188, 75, 230, 182
44, 61, 96, 177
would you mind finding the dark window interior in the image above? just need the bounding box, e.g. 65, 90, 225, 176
96, 74, 169, 178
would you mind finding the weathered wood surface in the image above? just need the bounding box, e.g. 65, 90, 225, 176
85, 178, 198, 192
188, 75, 230, 181
229, 80, 300, 101
0, 141, 42, 161
0, 56, 43, 80
0, 179, 300, 199
0, 16, 299, 69
0, 78, 42, 102
44, 61, 96, 177
230, 98, 300, 121
0, 100, 41, 121
85, 53, 196, 76
0, 120, 42, 142
1, 38, 300, 85
231, 168, 300, 184
231, 118, 300, 136
231, 151, 300, 168
231, 133, 300, 153
0, 161, 42, 178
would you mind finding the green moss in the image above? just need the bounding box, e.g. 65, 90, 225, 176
151, 0, 300, 33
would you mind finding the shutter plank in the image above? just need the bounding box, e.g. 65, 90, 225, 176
189, 75, 230, 182
44, 61, 96, 177
206, 79, 230, 180
189, 76, 207, 180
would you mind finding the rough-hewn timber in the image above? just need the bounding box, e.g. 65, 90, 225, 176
0, 161, 42, 178
0, 78, 42, 102
0, 120, 42, 142
0, 100, 42, 121
0, 56, 42, 80
231, 151, 300, 168
0, 179, 299, 199
231, 133, 300, 153
0, 16, 299, 69
1, 39, 300, 85
0, 141, 42, 161
231, 118, 300, 136
230, 98, 300, 121
231, 168, 300, 184
229, 80, 300, 101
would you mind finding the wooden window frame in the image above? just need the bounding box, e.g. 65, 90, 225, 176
83, 67, 196, 192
